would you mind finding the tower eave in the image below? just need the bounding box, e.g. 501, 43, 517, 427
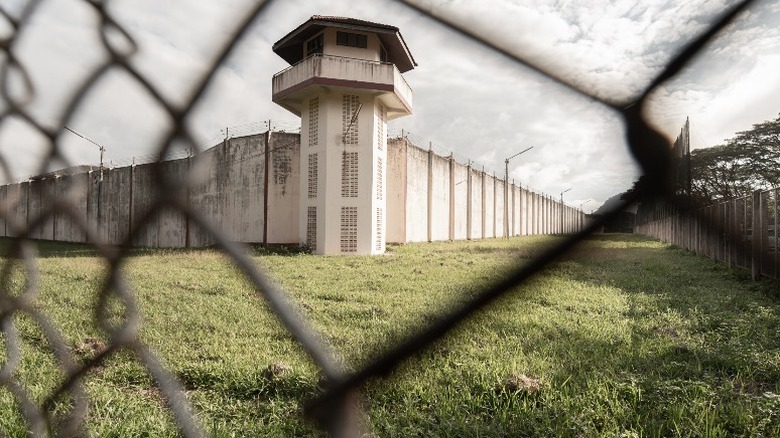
272, 16, 417, 73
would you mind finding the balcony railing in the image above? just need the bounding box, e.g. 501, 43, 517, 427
272, 54, 412, 110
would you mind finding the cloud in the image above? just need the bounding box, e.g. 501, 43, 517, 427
1, 0, 777, 210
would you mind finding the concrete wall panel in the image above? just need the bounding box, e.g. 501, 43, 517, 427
405, 143, 428, 242
53, 174, 88, 242
27, 179, 55, 241
132, 160, 188, 248
189, 134, 266, 245
0, 184, 8, 237
10, 183, 29, 238
430, 153, 450, 241
0, 130, 581, 250
101, 167, 132, 245
495, 179, 505, 238
484, 175, 495, 238
452, 162, 468, 240
266, 132, 300, 244
386, 138, 407, 243
86, 171, 105, 243
469, 168, 482, 239
512, 185, 521, 236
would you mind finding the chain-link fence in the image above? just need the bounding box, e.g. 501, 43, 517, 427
0, 0, 765, 435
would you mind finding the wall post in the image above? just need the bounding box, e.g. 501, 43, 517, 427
263, 131, 269, 245
751, 190, 762, 280
129, 162, 135, 245
493, 173, 497, 238
185, 156, 192, 248
427, 142, 433, 242
449, 153, 455, 240
466, 162, 472, 240
511, 180, 516, 236
481, 167, 486, 239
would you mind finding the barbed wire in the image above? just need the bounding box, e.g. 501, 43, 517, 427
389, 127, 565, 199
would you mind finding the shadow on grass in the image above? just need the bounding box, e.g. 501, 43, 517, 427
550, 235, 780, 434
0, 237, 312, 258
367, 234, 780, 436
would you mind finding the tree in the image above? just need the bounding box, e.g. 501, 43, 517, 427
690, 113, 780, 204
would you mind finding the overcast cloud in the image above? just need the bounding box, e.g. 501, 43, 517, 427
1, 0, 778, 211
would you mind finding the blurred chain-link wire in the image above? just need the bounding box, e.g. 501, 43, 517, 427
0, 0, 760, 435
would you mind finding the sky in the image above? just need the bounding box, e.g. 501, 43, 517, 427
1, 0, 779, 212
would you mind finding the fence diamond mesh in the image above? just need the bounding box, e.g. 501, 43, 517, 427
0, 0, 764, 435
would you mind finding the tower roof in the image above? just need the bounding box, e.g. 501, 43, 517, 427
272, 15, 417, 73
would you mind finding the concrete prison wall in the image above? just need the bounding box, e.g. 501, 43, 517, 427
0, 132, 296, 248
0, 131, 585, 249
188, 133, 268, 246
386, 137, 586, 243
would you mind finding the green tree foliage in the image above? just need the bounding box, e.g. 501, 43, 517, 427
690, 113, 780, 203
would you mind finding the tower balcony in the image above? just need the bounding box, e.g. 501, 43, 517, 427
272, 54, 413, 120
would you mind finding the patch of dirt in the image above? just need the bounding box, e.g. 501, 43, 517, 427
652, 325, 680, 338
734, 379, 774, 398
263, 362, 292, 380
74, 337, 107, 358
500, 373, 543, 395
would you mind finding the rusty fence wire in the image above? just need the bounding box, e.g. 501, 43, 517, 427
0, 0, 765, 436
637, 188, 780, 280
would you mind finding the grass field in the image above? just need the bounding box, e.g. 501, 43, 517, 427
0, 234, 779, 436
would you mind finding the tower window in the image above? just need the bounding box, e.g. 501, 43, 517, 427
342, 94, 360, 145
308, 97, 319, 147
306, 33, 324, 57
342, 152, 359, 198
376, 104, 385, 151
307, 207, 317, 251
336, 31, 367, 48
376, 208, 383, 251
376, 157, 383, 201
340, 207, 358, 253
308, 153, 318, 199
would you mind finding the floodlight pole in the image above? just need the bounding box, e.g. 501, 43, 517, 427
504, 146, 533, 238
65, 126, 106, 181
560, 188, 572, 204
560, 188, 572, 234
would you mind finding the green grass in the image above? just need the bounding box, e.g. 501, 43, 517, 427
0, 234, 779, 436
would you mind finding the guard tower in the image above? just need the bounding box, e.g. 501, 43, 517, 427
272, 16, 416, 254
